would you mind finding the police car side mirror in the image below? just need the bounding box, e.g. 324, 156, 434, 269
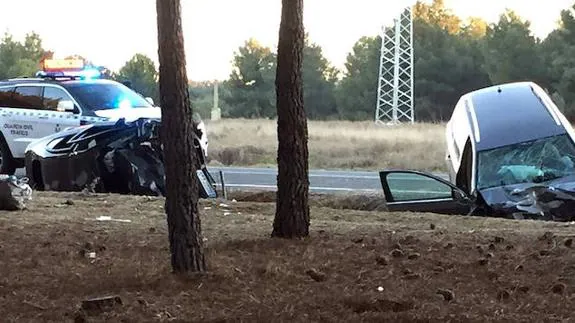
57, 100, 75, 112
145, 97, 154, 105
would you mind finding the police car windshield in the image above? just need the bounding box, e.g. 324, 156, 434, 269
64, 82, 153, 111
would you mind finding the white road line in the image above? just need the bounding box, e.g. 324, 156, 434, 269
214, 166, 376, 175
213, 170, 380, 179
215, 183, 447, 195
215, 183, 378, 192
212, 170, 448, 180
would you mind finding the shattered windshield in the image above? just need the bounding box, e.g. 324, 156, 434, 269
477, 134, 575, 190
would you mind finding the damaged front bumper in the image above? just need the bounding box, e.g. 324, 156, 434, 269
24, 118, 217, 198
480, 182, 575, 221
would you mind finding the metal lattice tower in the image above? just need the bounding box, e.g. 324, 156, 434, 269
375, 6, 414, 125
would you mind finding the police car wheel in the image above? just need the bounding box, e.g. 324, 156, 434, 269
0, 138, 16, 175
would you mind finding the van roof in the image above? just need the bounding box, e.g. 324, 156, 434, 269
465, 81, 567, 151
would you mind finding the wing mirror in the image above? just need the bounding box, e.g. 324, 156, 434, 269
57, 100, 75, 112
145, 97, 154, 105
453, 188, 469, 201
453, 188, 475, 204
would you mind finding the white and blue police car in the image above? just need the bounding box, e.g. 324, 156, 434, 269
0, 58, 208, 175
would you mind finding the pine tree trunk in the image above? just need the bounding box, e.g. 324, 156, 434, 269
156, 0, 206, 272
272, 0, 310, 238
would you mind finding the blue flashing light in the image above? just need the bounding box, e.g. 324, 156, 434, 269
79, 68, 101, 79
36, 68, 101, 80
113, 96, 134, 110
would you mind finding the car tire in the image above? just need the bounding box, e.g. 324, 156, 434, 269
0, 134, 16, 175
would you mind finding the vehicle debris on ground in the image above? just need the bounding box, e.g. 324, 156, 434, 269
0, 175, 32, 210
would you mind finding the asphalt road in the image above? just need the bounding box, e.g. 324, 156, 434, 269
14, 166, 450, 195
207, 166, 449, 195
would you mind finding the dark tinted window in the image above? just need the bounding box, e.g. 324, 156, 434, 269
0, 87, 14, 106
43, 86, 73, 111
64, 82, 152, 112
12, 86, 43, 109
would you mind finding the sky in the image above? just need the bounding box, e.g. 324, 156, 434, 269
0, 0, 572, 81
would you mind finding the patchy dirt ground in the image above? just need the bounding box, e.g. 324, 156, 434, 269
228, 189, 389, 211
2, 192, 575, 322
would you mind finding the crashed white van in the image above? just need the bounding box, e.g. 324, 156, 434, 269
380, 81, 575, 221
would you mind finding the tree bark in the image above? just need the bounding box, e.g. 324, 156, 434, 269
272, 0, 310, 238
156, 0, 206, 272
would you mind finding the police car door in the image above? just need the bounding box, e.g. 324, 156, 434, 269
37, 85, 81, 137
2, 85, 45, 158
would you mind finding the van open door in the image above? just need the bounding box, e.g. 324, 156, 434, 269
379, 170, 474, 215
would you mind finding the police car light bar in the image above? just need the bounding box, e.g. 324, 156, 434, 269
42, 58, 85, 71
38, 58, 101, 80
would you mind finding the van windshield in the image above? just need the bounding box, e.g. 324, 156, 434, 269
64, 82, 153, 112
476, 134, 575, 189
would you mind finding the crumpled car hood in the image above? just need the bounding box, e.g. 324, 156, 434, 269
93, 107, 208, 156
479, 175, 575, 221
94, 107, 161, 121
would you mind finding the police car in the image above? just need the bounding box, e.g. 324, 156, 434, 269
0, 58, 208, 175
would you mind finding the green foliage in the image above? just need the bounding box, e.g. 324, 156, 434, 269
221, 38, 276, 119
541, 4, 575, 119
333, 1, 492, 121
482, 10, 546, 85
413, 18, 491, 121
335, 36, 380, 121
302, 37, 339, 119
116, 53, 159, 103
0, 32, 49, 79
221, 36, 340, 120
461, 17, 488, 38
4, 0, 575, 123
413, 0, 462, 34
189, 81, 227, 120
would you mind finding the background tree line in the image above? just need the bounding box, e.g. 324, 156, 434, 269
2, 0, 575, 121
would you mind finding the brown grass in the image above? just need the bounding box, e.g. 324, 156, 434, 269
206, 119, 447, 171
2, 191, 575, 322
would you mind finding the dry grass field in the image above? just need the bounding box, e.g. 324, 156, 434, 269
2, 191, 575, 322
206, 119, 447, 172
